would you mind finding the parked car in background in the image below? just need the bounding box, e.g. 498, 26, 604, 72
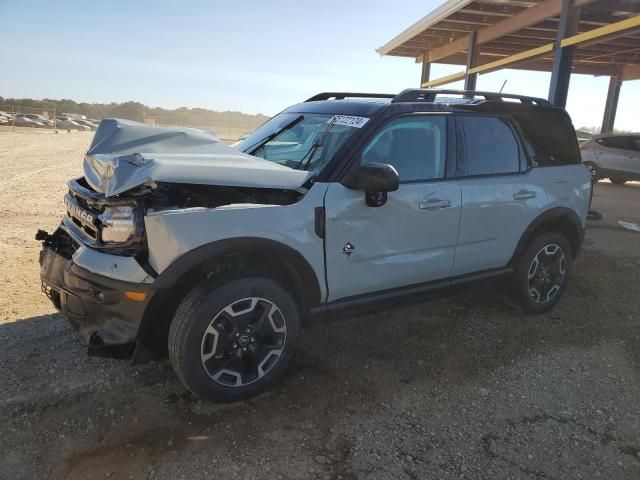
23, 114, 54, 127
55, 118, 90, 131
581, 134, 640, 184
0, 116, 8, 125
14, 115, 46, 128
73, 119, 99, 130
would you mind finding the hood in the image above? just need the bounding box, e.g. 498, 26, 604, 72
84, 119, 311, 197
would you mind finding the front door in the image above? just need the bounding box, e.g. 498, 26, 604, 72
323, 114, 461, 302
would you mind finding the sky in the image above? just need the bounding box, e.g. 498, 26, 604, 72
0, 0, 638, 130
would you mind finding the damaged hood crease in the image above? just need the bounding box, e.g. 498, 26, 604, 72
84, 119, 311, 197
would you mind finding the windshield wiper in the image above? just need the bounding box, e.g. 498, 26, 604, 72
246, 115, 304, 154
296, 116, 337, 171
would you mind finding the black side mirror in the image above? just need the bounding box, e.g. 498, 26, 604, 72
342, 163, 399, 207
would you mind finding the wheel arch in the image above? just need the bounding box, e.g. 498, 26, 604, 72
510, 207, 584, 265
137, 237, 322, 355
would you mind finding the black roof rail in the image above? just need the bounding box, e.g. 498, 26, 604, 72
391, 89, 552, 106
305, 92, 396, 102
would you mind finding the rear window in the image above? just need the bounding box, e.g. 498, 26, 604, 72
460, 116, 520, 176
514, 113, 580, 166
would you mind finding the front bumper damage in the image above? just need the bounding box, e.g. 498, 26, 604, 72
38, 226, 155, 360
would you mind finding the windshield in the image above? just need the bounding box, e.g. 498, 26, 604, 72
234, 112, 365, 173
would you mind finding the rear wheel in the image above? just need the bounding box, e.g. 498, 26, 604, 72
512, 232, 572, 314
610, 176, 627, 185
168, 277, 301, 402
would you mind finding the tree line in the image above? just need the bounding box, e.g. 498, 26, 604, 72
0, 96, 270, 126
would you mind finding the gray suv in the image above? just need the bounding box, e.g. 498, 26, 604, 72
580, 134, 640, 184
38, 89, 591, 402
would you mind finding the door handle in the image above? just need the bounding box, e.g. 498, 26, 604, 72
419, 199, 451, 210
513, 190, 536, 201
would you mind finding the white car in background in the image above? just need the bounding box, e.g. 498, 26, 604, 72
581, 134, 640, 184
73, 119, 99, 130
55, 118, 90, 131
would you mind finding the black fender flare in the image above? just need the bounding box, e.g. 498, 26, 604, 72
510, 207, 585, 263
152, 237, 322, 307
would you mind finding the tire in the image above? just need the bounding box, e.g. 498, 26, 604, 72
168, 277, 301, 402
511, 232, 572, 314
609, 176, 627, 185
584, 162, 599, 182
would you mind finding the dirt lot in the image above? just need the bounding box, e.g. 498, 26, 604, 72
1, 131, 639, 480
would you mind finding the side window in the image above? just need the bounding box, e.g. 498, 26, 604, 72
513, 114, 580, 166
361, 116, 446, 182
630, 137, 640, 152
461, 116, 520, 176
599, 136, 631, 150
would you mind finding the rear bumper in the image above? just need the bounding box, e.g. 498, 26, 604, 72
39, 229, 154, 359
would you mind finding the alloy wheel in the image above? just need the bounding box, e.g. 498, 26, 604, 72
527, 244, 567, 304
200, 297, 287, 387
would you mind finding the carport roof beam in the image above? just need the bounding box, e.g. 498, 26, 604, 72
416, 13, 640, 88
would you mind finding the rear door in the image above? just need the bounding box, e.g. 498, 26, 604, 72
324, 114, 461, 301
453, 115, 546, 276
594, 136, 632, 173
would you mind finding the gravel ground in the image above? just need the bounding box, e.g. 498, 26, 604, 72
1, 131, 639, 480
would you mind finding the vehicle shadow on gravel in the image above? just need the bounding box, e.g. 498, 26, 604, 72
2, 251, 640, 479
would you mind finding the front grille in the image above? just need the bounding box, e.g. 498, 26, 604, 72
64, 192, 101, 242
69, 215, 98, 240
71, 192, 91, 211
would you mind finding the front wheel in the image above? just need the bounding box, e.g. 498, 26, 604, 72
168, 277, 301, 402
511, 232, 572, 314
609, 176, 627, 185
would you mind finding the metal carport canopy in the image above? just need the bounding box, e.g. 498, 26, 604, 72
377, 0, 640, 131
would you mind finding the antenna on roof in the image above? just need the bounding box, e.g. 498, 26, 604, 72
499, 79, 508, 93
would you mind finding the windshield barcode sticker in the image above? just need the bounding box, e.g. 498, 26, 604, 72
329, 115, 369, 128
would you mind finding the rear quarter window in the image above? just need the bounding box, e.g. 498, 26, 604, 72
513, 113, 580, 166
460, 116, 521, 176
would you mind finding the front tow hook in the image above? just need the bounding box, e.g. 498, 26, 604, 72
36, 229, 58, 248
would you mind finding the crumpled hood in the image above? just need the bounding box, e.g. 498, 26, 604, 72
84, 119, 310, 197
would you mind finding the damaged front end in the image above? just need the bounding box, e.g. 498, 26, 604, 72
63, 119, 309, 256
83, 118, 311, 198
38, 119, 309, 360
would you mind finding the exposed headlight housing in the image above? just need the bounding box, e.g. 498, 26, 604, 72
98, 206, 139, 244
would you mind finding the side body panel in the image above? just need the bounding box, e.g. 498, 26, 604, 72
323, 181, 461, 301
144, 183, 329, 299
454, 165, 590, 275
593, 142, 628, 172
453, 171, 548, 275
